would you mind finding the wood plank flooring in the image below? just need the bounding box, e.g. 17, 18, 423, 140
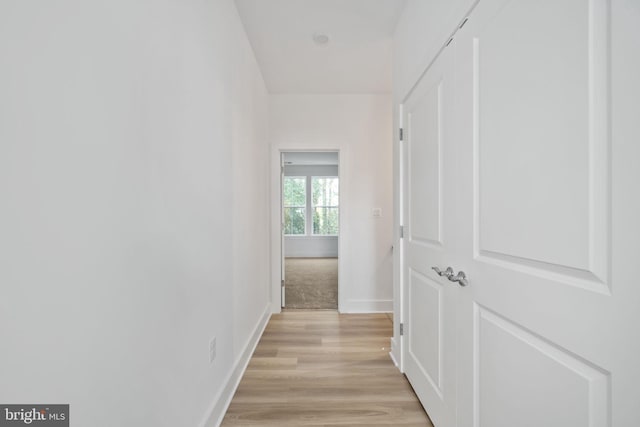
221, 310, 432, 426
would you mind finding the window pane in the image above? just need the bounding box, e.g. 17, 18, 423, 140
284, 207, 306, 235
312, 177, 339, 207
284, 177, 306, 207
313, 207, 339, 235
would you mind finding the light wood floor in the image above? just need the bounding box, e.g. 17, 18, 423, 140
221, 310, 432, 426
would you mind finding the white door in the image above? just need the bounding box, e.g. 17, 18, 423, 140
402, 43, 457, 427
280, 152, 286, 307
452, 0, 640, 426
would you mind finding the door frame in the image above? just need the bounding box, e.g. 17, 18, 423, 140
270, 145, 344, 313
392, 103, 405, 371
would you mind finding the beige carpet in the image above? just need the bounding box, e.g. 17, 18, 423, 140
284, 257, 338, 309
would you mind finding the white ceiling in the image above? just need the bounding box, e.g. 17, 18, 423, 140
234, 0, 406, 94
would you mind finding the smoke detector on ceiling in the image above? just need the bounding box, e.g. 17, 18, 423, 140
312, 33, 330, 45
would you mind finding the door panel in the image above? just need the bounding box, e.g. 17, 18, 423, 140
409, 82, 443, 246
454, 0, 638, 426
409, 269, 442, 392
402, 42, 456, 427
477, 307, 608, 427
401, 1, 638, 425
474, 0, 609, 286
280, 153, 286, 307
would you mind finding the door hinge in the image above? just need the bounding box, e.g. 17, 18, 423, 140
399, 225, 404, 239
281, 279, 285, 287
399, 128, 404, 141
400, 323, 404, 336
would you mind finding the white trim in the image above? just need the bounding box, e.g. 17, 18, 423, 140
389, 336, 400, 368
285, 235, 337, 239
198, 304, 271, 427
395, 103, 405, 373
341, 299, 393, 313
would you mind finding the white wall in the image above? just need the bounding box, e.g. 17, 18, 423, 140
0, 1, 270, 426
285, 236, 338, 258
270, 94, 393, 313
284, 164, 339, 258
390, 0, 477, 367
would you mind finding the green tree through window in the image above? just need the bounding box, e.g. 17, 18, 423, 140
283, 177, 306, 235
312, 177, 339, 235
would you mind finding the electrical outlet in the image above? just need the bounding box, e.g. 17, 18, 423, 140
209, 337, 216, 363
372, 207, 382, 218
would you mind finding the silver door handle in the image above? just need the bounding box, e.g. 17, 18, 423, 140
447, 271, 468, 287
432, 266, 454, 278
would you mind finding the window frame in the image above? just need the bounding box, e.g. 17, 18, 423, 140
283, 176, 307, 236
311, 176, 339, 236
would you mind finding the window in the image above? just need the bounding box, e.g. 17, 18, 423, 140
284, 175, 339, 236
283, 177, 306, 235
312, 177, 339, 235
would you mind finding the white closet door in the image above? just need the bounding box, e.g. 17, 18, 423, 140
453, 0, 640, 426
401, 42, 457, 427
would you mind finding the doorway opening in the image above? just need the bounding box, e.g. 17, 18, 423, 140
281, 151, 340, 309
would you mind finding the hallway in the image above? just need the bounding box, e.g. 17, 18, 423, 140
221, 311, 431, 426
2, 0, 639, 425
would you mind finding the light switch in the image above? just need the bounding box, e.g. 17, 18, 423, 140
372, 208, 382, 218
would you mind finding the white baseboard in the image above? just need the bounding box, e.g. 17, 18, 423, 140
284, 251, 339, 258
199, 304, 271, 427
389, 336, 401, 371
341, 299, 393, 313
